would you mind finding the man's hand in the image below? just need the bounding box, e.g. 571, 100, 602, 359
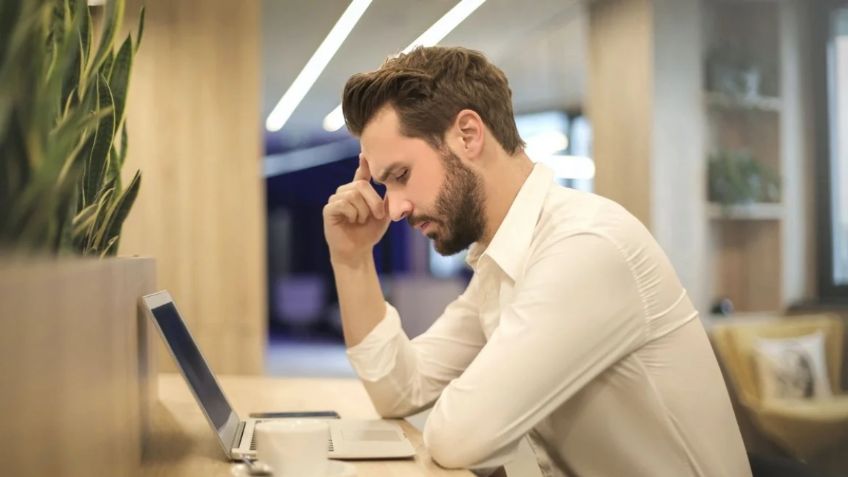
323, 154, 390, 265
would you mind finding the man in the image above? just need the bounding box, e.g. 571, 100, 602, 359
322, 46, 751, 476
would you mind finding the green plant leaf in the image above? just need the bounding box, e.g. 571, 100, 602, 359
0, 0, 24, 66
100, 234, 120, 257
74, 78, 102, 208
98, 169, 140, 254
61, 27, 83, 115
50, 106, 105, 167
39, 0, 85, 159
100, 50, 114, 79
51, 106, 106, 205
118, 121, 128, 167
0, 119, 32, 239
85, 184, 115, 253
46, 0, 68, 71
87, 0, 124, 80
109, 146, 123, 192
135, 6, 145, 53
96, 175, 117, 205
109, 36, 133, 130
54, 185, 79, 254
0, 121, 25, 197
81, 6, 92, 74
0, 2, 51, 142
72, 5, 94, 97
84, 74, 115, 206
71, 201, 98, 239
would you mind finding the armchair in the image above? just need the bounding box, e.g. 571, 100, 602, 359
711, 314, 848, 460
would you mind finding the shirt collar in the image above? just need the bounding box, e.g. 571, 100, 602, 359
465, 163, 555, 279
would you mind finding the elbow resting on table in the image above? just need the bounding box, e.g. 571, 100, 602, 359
372, 400, 410, 419
423, 416, 492, 469
368, 392, 429, 420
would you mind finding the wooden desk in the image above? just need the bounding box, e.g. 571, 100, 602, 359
143, 374, 473, 476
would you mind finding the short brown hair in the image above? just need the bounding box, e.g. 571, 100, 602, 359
342, 46, 525, 154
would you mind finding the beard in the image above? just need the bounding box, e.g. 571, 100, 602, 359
408, 149, 486, 256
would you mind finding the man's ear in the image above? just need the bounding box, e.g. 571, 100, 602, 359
452, 109, 484, 160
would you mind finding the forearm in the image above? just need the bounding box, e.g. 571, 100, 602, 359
344, 290, 486, 419
331, 253, 387, 347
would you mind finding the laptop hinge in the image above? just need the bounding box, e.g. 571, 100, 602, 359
232, 421, 246, 453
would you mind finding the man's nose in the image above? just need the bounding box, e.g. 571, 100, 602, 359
386, 192, 412, 222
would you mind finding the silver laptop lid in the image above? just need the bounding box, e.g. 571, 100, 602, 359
143, 291, 241, 455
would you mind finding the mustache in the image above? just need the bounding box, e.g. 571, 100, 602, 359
407, 215, 439, 228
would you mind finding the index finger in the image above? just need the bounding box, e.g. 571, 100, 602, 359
354, 153, 372, 182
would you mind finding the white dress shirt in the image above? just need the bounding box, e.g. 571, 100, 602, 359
347, 164, 751, 477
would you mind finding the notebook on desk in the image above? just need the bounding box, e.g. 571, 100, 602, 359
142, 290, 415, 460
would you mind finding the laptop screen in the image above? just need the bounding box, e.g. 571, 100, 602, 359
145, 292, 240, 453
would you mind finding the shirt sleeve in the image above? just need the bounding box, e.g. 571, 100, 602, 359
346, 287, 487, 418
423, 233, 648, 469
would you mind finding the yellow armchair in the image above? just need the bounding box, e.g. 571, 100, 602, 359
711, 314, 848, 460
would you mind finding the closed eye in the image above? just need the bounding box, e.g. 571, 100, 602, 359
396, 168, 409, 184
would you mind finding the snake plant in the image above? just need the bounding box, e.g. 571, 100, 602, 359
0, 0, 144, 257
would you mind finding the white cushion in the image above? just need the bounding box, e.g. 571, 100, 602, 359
754, 332, 832, 401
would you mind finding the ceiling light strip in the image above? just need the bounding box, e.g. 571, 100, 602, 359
266, 0, 373, 132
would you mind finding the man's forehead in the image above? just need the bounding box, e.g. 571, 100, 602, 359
360, 106, 443, 180
361, 123, 411, 180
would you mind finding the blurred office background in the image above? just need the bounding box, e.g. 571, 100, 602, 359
114, 0, 847, 473
256, 0, 843, 379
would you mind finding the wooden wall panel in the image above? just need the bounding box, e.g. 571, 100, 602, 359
780, 1, 817, 303
119, 0, 266, 374
650, 0, 709, 314
589, 0, 710, 313
588, 0, 653, 226
712, 221, 783, 311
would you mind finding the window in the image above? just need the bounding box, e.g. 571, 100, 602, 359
816, 1, 848, 301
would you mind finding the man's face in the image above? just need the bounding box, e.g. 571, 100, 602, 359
361, 107, 486, 256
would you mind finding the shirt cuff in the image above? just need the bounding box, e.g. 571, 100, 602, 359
345, 302, 404, 381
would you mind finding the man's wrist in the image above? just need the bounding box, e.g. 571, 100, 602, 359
330, 251, 373, 270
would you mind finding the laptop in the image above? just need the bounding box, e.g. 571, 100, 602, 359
142, 290, 416, 460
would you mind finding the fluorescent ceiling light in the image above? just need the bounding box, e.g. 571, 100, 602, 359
323, 0, 487, 132
266, 0, 373, 132
530, 154, 595, 180
401, 0, 486, 53
323, 105, 345, 132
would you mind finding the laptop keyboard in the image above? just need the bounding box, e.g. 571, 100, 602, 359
250, 421, 334, 452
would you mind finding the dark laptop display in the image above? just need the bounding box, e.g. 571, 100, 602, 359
147, 301, 234, 432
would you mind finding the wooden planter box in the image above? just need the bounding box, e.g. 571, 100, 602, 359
0, 257, 157, 477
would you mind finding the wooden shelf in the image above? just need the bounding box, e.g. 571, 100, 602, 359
708, 202, 784, 220
704, 92, 782, 112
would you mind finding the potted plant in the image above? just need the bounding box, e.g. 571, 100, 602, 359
0, 0, 143, 254
0, 1, 156, 475
707, 148, 781, 207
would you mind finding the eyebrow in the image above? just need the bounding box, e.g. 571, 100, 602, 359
375, 162, 404, 184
